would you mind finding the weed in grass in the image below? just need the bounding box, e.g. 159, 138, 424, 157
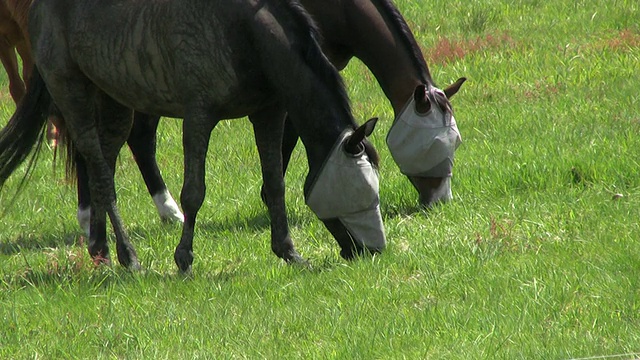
461, 6, 498, 34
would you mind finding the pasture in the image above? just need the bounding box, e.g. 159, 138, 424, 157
1, 0, 639, 358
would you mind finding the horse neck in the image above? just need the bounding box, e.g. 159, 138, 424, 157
286, 89, 354, 167
248, 0, 356, 173
344, 0, 434, 115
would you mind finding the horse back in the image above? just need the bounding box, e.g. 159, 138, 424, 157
28, 0, 347, 122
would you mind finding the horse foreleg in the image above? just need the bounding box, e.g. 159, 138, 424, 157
174, 109, 217, 273
127, 112, 183, 223
260, 114, 299, 203
250, 106, 305, 264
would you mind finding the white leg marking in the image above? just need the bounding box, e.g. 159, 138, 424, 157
77, 206, 91, 236
153, 189, 184, 223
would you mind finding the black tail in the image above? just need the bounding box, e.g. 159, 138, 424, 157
0, 66, 52, 194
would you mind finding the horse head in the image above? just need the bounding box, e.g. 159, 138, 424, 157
387, 77, 466, 208
306, 118, 386, 259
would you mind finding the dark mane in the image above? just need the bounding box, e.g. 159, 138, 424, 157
371, 0, 434, 86
283, 0, 355, 126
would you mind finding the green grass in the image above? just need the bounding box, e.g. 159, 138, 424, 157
1, 0, 640, 358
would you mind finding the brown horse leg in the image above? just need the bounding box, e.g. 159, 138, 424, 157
127, 112, 183, 223
250, 105, 304, 264
0, 40, 25, 103
15, 41, 33, 84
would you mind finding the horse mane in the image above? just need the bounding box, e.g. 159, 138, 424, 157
370, 0, 434, 86
281, 0, 354, 125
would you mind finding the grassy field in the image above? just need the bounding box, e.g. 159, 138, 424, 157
1, 0, 639, 358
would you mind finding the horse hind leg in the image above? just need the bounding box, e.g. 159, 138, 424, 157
77, 112, 184, 237
96, 94, 140, 270
127, 112, 183, 223
44, 74, 138, 269
250, 105, 305, 264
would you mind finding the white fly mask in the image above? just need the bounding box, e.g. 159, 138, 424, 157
386, 86, 462, 178
305, 130, 386, 252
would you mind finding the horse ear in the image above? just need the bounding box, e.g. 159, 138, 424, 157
345, 118, 378, 154
414, 85, 431, 113
443, 77, 467, 99
359, 117, 378, 137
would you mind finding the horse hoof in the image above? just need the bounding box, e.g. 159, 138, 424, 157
284, 251, 309, 266
115, 243, 141, 270
160, 211, 185, 224
174, 248, 194, 273
88, 243, 111, 265
340, 248, 356, 260
116, 253, 141, 270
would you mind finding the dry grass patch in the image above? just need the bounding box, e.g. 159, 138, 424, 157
424, 32, 516, 65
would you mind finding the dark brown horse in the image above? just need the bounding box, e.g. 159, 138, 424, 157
288, 0, 466, 208
71, 0, 466, 232
1, 0, 465, 234
0, 0, 386, 270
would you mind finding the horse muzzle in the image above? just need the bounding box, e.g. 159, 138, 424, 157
306, 130, 387, 257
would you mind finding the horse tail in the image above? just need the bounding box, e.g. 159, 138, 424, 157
0, 66, 52, 195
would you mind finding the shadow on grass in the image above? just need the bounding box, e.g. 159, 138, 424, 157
381, 201, 431, 220
3, 252, 243, 290
195, 208, 310, 235
0, 231, 80, 256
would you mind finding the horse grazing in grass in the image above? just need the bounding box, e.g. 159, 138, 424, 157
0, 0, 386, 271
288, 0, 466, 207
69, 0, 466, 234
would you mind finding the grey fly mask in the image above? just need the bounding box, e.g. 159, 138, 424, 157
386, 85, 462, 179
306, 130, 386, 252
